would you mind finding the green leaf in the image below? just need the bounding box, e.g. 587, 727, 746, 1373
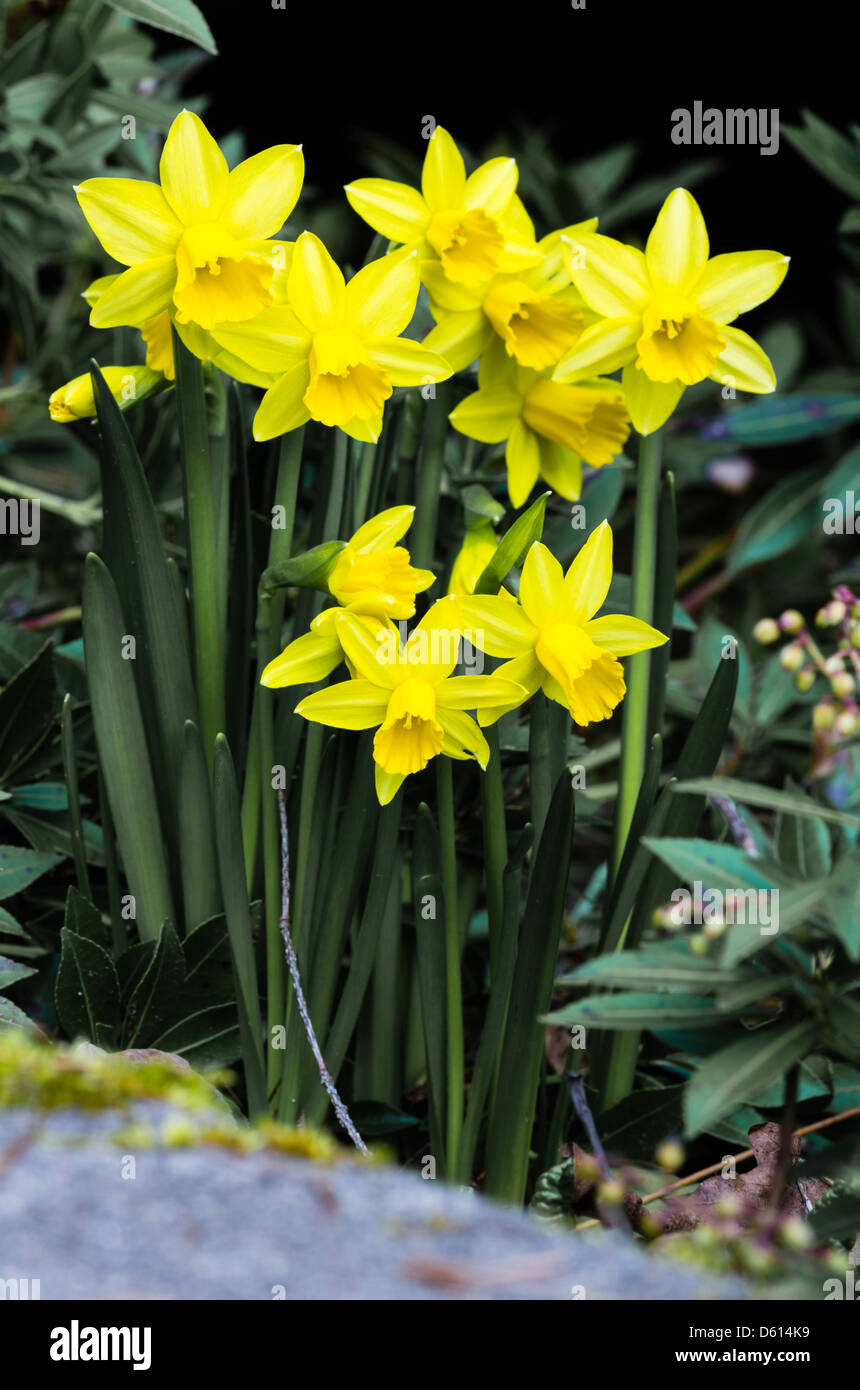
0, 953, 36, 989
561, 944, 760, 993
64, 886, 108, 949
784, 112, 860, 203
55, 929, 120, 1047
177, 721, 222, 933
8, 783, 69, 812
544, 993, 727, 1030
810, 1186, 860, 1242
0, 640, 57, 780
775, 778, 832, 878
598, 1084, 686, 1160
0, 997, 39, 1033
683, 1020, 820, 1136
212, 735, 266, 1116
91, 364, 199, 868
348, 1100, 419, 1136
151, 1003, 240, 1071
671, 777, 860, 829
82, 555, 175, 943
103, 0, 217, 53
411, 801, 447, 1167
484, 774, 574, 1202
725, 468, 822, 574
825, 852, 860, 960
0, 845, 61, 902
0, 906, 24, 937
123, 920, 185, 1048
744, 1053, 832, 1108
641, 836, 779, 893
704, 397, 860, 449
474, 492, 549, 595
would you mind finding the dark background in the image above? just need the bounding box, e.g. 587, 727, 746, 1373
172, 0, 857, 351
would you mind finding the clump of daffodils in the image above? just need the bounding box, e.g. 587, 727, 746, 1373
753, 585, 860, 776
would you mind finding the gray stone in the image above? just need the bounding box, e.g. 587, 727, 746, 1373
0, 1105, 752, 1300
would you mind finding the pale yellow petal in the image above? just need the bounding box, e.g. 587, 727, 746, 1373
621, 362, 685, 434
645, 187, 709, 293
345, 250, 420, 339
253, 360, 312, 441
75, 178, 181, 265
159, 110, 228, 225
421, 127, 466, 212
288, 232, 346, 331
296, 679, 389, 730
224, 144, 304, 240
709, 326, 777, 393
505, 419, 541, 507
344, 178, 430, 243
89, 258, 175, 328
519, 542, 564, 627
563, 519, 613, 623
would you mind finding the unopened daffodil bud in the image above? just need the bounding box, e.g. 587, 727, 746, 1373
49, 365, 164, 422
753, 617, 780, 644
449, 519, 499, 597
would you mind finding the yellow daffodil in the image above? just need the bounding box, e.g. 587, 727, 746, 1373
345, 127, 539, 293
261, 607, 396, 689
261, 507, 434, 688
210, 233, 452, 443
49, 364, 164, 422
294, 603, 526, 804
554, 188, 789, 434
75, 110, 303, 335
422, 222, 596, 373
454, 522, 667, 726
449, 519, 500, 596
450, 343, 630, 507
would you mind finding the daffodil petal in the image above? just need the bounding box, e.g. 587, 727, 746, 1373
340, 414, 383, 443
261, 629, 344, 687
421, 127, 465, 212
350, 505, 415, 552
288, 232, 346, 331
709, 326, 777, 393
344, 178, 429, 243
553, 317, 639, 380
159, 110, 228, 225
564, 233, 650, 316
211, 304, 310, 373
374, 763, 406, 805
253, 360, 312, 441
645, 188, 709, 293
423, 310, 488, 371
224, 144, 304, 240
537, 438, 582, 501
520, 542, 564, 626
453, 595, 537, 658
335, 612, 399, 687
421, 261, 484, 312
296, 678, 389, 730
436, 675, 526, 710
475, 650, 542, 725
438, 708, 490, 765
506, 419, 541, 508
89, 258, 175, 328
344, 249, 420, 339
366, 338, 450, 387
449, 384, 522, 443
693, 250, 790, 324
621, 363, 685, 434
463, 157, 517, 217
584, 614, 668, 655
563, 519, 612, 624
75, 178, 181, 265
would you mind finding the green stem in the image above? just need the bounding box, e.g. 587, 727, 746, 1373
436, 756, 463, 1179
481, 726, 507, 978
411, 386, 448, 571
174, 333, 226, 772
257, 433, 304, 1097
611, 429, 662, 881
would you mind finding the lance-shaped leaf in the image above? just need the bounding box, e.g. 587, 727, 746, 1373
55, 928, 120, 1047
683, 1019, 820, 1136
473, 492, 549, 595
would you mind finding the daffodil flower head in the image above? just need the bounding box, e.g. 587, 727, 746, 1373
49, 364, 164, 422
211, 234, 452, 443
294, 601, 526, 805
449, 345, 630, 507
554, 188, 789, 435
345, 127, 540, 295
75, 111, 304, 334
326, 506, 435, 619
453, 522, 667, 727
421, 220, 597, 374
